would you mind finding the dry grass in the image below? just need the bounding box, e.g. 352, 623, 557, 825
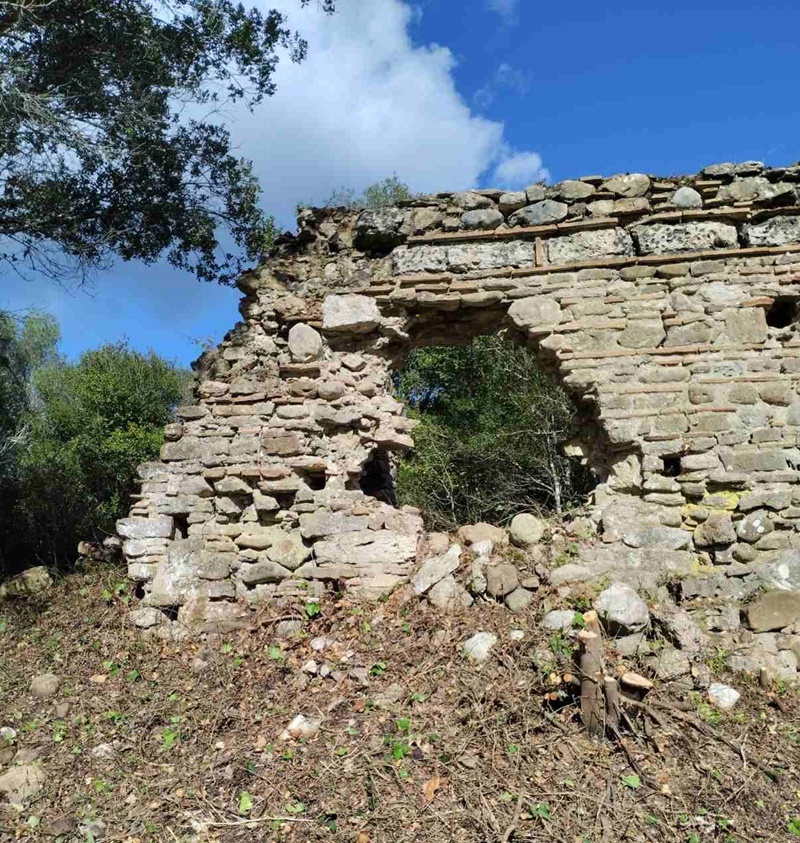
1, 562, 799, 842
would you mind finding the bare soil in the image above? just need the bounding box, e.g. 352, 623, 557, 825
1, 562, 799, 842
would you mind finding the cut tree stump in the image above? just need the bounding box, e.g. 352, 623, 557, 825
578, 610, 605, 738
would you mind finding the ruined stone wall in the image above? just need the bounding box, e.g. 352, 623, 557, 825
119, 160, 800, 642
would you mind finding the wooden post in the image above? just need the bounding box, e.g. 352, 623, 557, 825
578, 610, 605, 738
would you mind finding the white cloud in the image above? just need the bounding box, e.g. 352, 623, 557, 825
493, 150, 548, 188
230, 0, 545, 224
474, 62, 531, 108
485, 0, 520, 23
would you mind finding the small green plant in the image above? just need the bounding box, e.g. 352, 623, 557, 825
506, 743, 520, 755
285, 801, 306, 814
526, 802, 551, 821
92, 778, 112, 794
52, 721, 67, 743
396, 718, 410, 733
125, 669, 141, 683
268, 645, 284, 661
370, 661, 387, 677
160, 728, 179, 749
391, 741, 411, 760
706, 648, 730, 674
304, 601, 321, 619
238, 791, 253, 815
787, 817, 800, 837
621, 774, 641, 790
220, 643, 234, 654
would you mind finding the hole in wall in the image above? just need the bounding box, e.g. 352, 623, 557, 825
133, 582, 145, 601
162, 605, 179, 622
765, 297, 798, 329
661, 456, 681, 477
300, 471, 327, 491
359, 448, 397, 505
173, 514, 189, 539
391, 334, 596, 531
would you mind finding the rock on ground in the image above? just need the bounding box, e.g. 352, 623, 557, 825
595, 582, 650, 634
708, 682, 740, 710
457, 523, 508, 547
412, 545, 462, 595
746, 590, 800, 633
0, 763, 46, 805
462, 632, 498, 662
509, 513, 545, 547
30, 673, 61, 699
541, 609, 578, 631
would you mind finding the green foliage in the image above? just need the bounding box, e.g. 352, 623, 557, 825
324, 175, 412, 210
0, 1, 333, 285
394, 336, 594, 530
0, 316, 190, 577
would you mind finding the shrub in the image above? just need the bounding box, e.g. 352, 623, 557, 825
0, 325, 190, 577
394, 336, 594, 531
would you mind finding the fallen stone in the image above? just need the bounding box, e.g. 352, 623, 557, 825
509, 513, 545, 547
652, 646, 692, 680
412, 545, 462, 595
505, 587, 533, 613
708, 682, 740, 710
457, 523, 508, 546
280, 714, 322, 740
90, 743, 116, 759
0, 566, 53, 600
541, 609, 577, 631
486, 563, 519, 598
29, 673, 61, 699
595, 582, 649, 634
463, 631, 498, 663
746, 590, 800, 632
0, 763, 46, 805
428, 575, 473, 611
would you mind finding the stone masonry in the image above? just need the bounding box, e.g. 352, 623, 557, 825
119, 160, 800, 668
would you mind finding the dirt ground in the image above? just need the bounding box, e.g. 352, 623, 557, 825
1, 562, 799, 842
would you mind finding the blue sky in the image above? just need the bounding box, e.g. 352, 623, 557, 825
3, 0, 799, 367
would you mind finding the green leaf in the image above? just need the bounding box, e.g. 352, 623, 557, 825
285, 801, 306, 814
238, 791, 253, 815
527, 802, 551, 820
304, 602, 321, 618
161, 728, 179, 749
268, 645, 284, 661
621, 774, 641, 790
788, 818, 800, 838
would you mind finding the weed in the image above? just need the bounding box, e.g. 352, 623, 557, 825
526, 802, 551, 821
160, 728, 179, 749
238, 791, 253, 815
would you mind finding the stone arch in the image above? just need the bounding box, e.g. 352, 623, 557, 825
118, 161, 800, 636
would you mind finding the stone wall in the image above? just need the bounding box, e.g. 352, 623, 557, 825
119, 160, 800, 654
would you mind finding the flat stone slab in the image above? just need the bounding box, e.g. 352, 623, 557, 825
746, 590, 800, 632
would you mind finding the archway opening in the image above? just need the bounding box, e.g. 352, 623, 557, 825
391, 333, 597, 532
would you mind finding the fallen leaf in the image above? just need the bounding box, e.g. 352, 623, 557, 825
355, 833, 370, 843
423, 776, 446, 803
89, 674, 107, 684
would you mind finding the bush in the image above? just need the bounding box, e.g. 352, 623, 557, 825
0, 324, 191, 577
394, 336, 594, 531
